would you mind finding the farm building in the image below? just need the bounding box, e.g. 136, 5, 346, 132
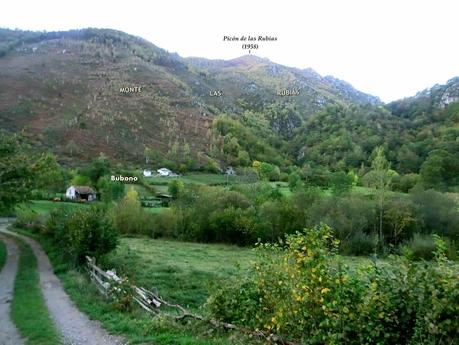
225, 166, 236, 176
65, 186, 97, 202
143, 169, 152, 177
157, 168, 173, 176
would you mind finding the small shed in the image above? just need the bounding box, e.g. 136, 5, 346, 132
66, 186, 97, 202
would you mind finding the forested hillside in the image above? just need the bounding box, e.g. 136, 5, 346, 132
0, 28, 458, 190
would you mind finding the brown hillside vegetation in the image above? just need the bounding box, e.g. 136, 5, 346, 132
0, 28, 378, 164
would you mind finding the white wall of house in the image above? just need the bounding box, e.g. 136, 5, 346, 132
157, 168, 172, 176
66, 186, 76, 200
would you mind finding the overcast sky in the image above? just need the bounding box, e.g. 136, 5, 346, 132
1, 0, 458, 102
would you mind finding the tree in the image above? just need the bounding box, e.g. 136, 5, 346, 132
97, 176, 124, 202
65, 140, 80, 157
114, 187, 152, 234
420, 149, 459, 190
329, 171, 353, 195
144, 147, 162, 166
363, 147, 396, 251
168, 179, 184, 199
88, 154, 110, 184
258, 162, 280, 181
71, 174, 92, 186
0, 131, 36, 213
288, 172, 303, 191
34, 153, 66, 194
384, 198, 415, 246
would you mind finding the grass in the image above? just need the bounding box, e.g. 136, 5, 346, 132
125, 183, 156, 197
103, 238, 256, 310
181, 174, 235, 185
146, 173, 236, 186
144, 207, 169, 214
17, 200, 89, 215
0, 240, 6, 271
11, 237, 61, 345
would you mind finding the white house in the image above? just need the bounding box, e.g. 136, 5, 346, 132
225, 166, 236, 176
66, 186, 97, 202
143, 169, 152, 177
157, 168, 173, 177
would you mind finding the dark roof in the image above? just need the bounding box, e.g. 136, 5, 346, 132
73, 186, 96, 194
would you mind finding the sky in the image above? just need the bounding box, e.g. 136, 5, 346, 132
1, 0, 458, 102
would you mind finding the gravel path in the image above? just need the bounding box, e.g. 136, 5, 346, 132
0, 233, 24, 345
0, 220, 127, 345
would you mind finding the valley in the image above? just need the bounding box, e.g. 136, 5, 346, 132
1, 26, 459, 345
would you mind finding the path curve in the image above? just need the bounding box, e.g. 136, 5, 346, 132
0, 220, 127, 345
0, 234, 24, 345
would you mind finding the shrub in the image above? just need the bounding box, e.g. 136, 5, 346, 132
308, 195, 376, 244
113, 188, 154, 235
401, 233, 457, 261
151, 209, 177, 238
400, 233, 436, 261
410, 189, 459, 240
340, 230, 377, 256
392, 173, 420, 193
14, 209, 47, 233
47, 205, 118, 265
329, 171, 353, 195
208, 225, 459, 344
384, 197, 416, 246
168, 179, 184, 199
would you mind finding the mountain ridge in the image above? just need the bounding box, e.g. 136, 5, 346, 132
0, 27, 457, 176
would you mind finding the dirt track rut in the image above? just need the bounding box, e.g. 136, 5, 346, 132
0, 232, 24, 345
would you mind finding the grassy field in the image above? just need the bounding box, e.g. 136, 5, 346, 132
103, 238, 256, 310
124, 183, 156, 197
0, 240, 6, 271
146, 173, 235, 186
11, 238, 61, 345
19, 199, 166, 214
17, 200, 89, 215
144, 207, 168, 214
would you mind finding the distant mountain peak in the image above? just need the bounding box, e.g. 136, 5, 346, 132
229, 54, 269, 66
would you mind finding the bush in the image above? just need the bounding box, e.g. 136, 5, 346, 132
168, 179, 184, 199
113, 188, 154, 235
329, 171, 353, 195
340, 230, 377, 256
307, 195, 376, 244
410, 189, 459, 240
401, 233, 457, 261
151, 209, 177, 238
392, 173, 420, 193
208, 225, 459, 344
400, 233, 436, 260
47, 205, 118, 265
14, 209, 47, 233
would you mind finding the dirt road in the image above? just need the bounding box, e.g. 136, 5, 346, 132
0, 220, 127, 345
0, 232, 24, 345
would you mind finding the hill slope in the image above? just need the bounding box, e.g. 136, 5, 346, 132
0, 28, 379, 165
